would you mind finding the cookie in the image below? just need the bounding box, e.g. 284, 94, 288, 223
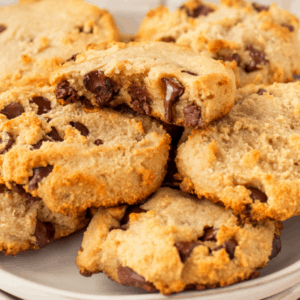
0, 0, 121, 92
0, 183, 88, 256
136, 0, 300, 87
0, 86, 170, 216
50, 41, 236, 128
76, 187, 281, 295
177, 81, 300, 222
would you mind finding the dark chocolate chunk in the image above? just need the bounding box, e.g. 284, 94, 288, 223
83, 70, 120, 106
128, 83, 152, 115
225, 53, 241, 65
0, 103, 24, 119
181, 70, 198, 76
175, 241, 201, 262
28, 165, 54, 191
94, 139, 103, 146
0, 132, 14, 154
248, 187, 268, 203
269, 234, 281, 260
183, 104, 203, 129
55, 80, 79, 104
181, 4, 213, 18
120, 205, 147, 227
9, 181, 26, 195
282, 24, 294, 32
0, 184, 7, 194
257, 88, 267, 95
31, 137, 52, 150
0, 25, 6, 33
160, 36, 176, 43
34, 220, 55, 248
70, 122, 89, 137
252, 2, 269, 12
200, 227, 217, 242
213, 239, 238, 259
31, 97, 51, 115
161, 77, 184, 123
47, 127, 63, 142
245, 44, 268, 73
118, 266, 157, 292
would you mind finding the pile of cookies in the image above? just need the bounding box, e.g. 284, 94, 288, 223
1, 0, 300, 295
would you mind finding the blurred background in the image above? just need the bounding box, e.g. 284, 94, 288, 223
0, 0, 298, 34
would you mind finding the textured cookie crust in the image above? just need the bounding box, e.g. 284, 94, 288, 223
136, 0, 300, 87
0, 86, 170, 215
0, 0, 121, 92
76, 188, 280, 295
0, 185, 88, 256
177, 82, 300, 222
50, 41, 236, 128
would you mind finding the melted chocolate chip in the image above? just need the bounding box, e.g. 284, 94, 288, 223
35, 220, 55, 248
245, 44, 268, 72
181, 70, 198, 76
252, 2, 269, 12
28, 165, 54, 191
118, 266, 157, 292
0, 103, 24, 119
181, 4, 213, 18
47, 127, 63, 142
55, 80, 79, 104
31, 97, 51, 115
213, 239, 238, 259
128, 83, 152, 115
70, 122, 89, 137
175, 241, 201, 262
31, 137, 52, 150
200, 227, 217, 242
0, 132, 14, 154
248, 187, 268, 203
161, 77, 184, 123
183, 104, 203, 129
269, 234, 281, 260
120, 205, 147, 227
160, 36, 176, 43
224, 53, 241, 65
94, 139, 103, 146
282, 24, 294, 32
257, 88, 267, 95
0, 25, 6, 33
83, 70, 120, 106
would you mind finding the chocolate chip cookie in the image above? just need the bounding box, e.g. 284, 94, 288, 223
136, 0, 300, 87
0, 183, 88, 256
76, 188, 281, 295
50, 41, 236, 128
0, 0, 121, 92
0, 86, 170, 216
177, 81, 300, 221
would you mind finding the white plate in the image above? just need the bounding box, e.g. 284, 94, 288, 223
0, 216, 300, 300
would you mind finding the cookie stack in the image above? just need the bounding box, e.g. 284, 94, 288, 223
1, 0, 300, 296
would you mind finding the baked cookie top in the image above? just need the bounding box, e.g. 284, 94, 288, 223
136, 0, 300, 87
0, 86, 170, 215
76, 187, 281, 295
177, 81, 300, 222
50, 41, 236, 128
0, 184, 88, 256
0, 0, 121, 92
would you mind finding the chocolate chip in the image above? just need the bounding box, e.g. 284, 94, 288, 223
79, 95, 94, 109
248, 187, 268, 203
269, 234, 281, 260
245, 44, 268, 72
0, 103, 24, 119
120, 205, 147, 227
34, 220, 55, 248
31, 97, 51, 115
83, 70, 120, 106
161, 77, 184, 123
24, 193, 42, 206
0, 184, 7, 193
31, 137, 52, 150
282, 24, 294, 32
257, 88, 267, 95
55, 80, 79, 104
175, 241, 201, 263
213, 239, 238, 259
160, 36, 176, 43
0, 132, 14, 154
0, 25, 6, 33
118, 266, 157, 292
181, 70, 198, 76
9, 181, 26, 195
94, 139, 103, 146
128, 83, 152, 115
47, 127, 63, 142
181, 4, 213, 18
70, 122, 89, 137
252, 2, 269, 12
28, 165, 54, 191
200, 227, 217, 242
64, 53, 79, 64
183, 104, 203, 129
80, 270, 93, 277
224, 53, 241, 65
